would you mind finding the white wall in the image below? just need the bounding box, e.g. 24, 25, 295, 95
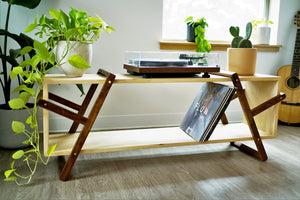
1, 0, 300, 132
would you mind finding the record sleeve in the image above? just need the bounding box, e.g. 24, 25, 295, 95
180, 82, 236, 142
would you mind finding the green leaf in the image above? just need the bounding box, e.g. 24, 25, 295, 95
26, 116, 32, 124
4, 176, 17, 182
33, 40, 49, 59
31, 55, 42, 69
76, 84, 85, 96
47, 144, 57, 156
10, 161, 15, 169
10, 66, 23, 80
106, 26, 115, 34
39, 14, 46, 25
60, 9, 70, 29
24, 23, 37, 33
32, 72, 42, 82
88, 17, 101, 23
2, 0, 41, 9
12, 85, 35, 95
49, 8, 60, 20
48, 52, 55, 65
12, 121, 25, 134
20, 46, 33, 56
8, 98, 26, 109
9, 48, 21, 59
185, 16, 193, 23
19, 59, 33, 68
68, 54, 91, 69
18, 92, 31, 105
4, 169, 16, 178
22, 140, 30, 145
26, 115, 36, 128
65, 28, 76, 39
12, 150, 25, 159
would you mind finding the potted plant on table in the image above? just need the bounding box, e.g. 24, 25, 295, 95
0, 0, 41, 149
251, 18, 273, 44
227, 22, 257, 76
4, 7, 114, 185
185, 16, 211, 52
25, 7, 115, 77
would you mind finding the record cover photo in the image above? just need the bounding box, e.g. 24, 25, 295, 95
180, 82, 236, 142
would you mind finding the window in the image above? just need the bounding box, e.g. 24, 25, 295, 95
163, 0, 267, 41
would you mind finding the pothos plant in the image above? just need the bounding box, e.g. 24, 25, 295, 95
4, 8, 114, 185
185, 16, 211, 53
25, 7, 115, 93
1, 0, 41, 108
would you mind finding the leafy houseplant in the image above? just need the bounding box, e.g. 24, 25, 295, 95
25, 7, 115, 77
185, 16, 211, 53
0, 0, 41, 149
4, 8, 114, 185
227, 22, 257, 76
251, 18, 273, 45
0, 0, 41, 108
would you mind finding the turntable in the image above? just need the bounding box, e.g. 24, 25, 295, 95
123, 51, 220, 78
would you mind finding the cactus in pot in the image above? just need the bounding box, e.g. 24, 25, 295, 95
229, 22, 252, 48
227, 22, 257, 76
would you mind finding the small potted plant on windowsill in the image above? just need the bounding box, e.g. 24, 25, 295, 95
4, 7, 114, 185
227, 22, 257, 76
185, 16, 211, 52
251, 18, 273, 45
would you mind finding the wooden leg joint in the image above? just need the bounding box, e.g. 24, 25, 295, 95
230, 142, 267, 161
55, 69, 116, 181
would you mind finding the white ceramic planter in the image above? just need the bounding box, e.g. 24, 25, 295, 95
253, 27, 271, 44
56, 41, 92, 77
0, 107, 31, 149
227, 48, 257, 76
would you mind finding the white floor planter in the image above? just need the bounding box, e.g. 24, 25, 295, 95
56, 41, 92, 77
0, 108, 31, 149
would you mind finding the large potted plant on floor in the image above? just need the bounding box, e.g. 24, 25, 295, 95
4, 7, 114, 185
227, 22, 257, 76
0, 0, 42, 149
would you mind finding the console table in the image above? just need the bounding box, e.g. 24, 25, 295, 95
38, 69, 285, 181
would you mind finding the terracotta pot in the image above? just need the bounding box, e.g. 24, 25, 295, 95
227, 48, 257, 76
56, 41, 92, 77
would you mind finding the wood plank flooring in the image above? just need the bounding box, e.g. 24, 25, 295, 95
0, 124, 299, 200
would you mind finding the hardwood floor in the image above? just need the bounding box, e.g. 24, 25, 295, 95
0, 124, 299, 200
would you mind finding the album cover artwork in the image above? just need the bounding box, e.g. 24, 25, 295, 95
180, 82, 236, 142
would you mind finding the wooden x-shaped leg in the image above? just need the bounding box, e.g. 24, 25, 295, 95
38, 69, 115, 181
214, 72, 285, 161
